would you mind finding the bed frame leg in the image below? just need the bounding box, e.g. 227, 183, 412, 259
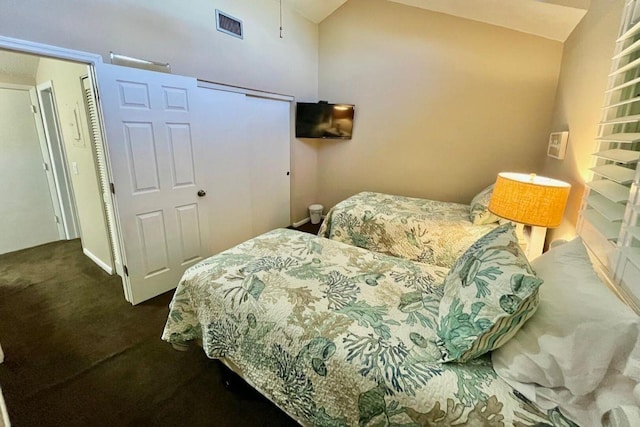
171, 342, 191, 352
216, 361, 240, 391
223, 377, 234, 390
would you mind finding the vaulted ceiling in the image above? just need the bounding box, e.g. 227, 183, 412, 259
284, 0, 591, 42
0, 0, 591, 80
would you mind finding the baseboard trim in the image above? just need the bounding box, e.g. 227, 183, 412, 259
292, 217, 310, 228
83, 247, 113, 275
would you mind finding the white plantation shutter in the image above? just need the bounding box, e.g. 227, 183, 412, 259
578, 0, 640, 311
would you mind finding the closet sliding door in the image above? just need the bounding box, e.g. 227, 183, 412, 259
245, 95, 291, 236
198, 88, 253, 253
198, 85, 291, 254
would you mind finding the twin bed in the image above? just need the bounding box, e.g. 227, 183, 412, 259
318, 191, 498, 268
162, 190, 640, 427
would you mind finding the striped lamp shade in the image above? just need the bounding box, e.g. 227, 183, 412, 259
488, 172, 571, 228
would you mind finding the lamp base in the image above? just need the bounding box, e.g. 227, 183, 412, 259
526, 226, 546, 260
513, 223, 546, 260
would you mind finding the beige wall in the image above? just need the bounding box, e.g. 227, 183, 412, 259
316, 0, 564, 210
541, 0, 625, 243
0, 0, 319, 222
4, 0, 621, 229
0, 72, 34, 86
36, 58, 113, 267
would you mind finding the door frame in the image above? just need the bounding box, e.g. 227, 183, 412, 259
0, 35, 295, 304
0, 36, 126, 282
36, 80, 80, 240
26, 85, 67, 240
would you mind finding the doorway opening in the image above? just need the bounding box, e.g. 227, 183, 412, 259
0, 47, 118, 276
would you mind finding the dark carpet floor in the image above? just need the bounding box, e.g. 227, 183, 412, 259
287, 221, 321, 235
0, 238, 302, 426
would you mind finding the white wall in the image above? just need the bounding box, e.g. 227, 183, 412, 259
35, 58, 113, 270
0, 86, 59, 253
541, 0, 625, 243
0, 0, 319, 222
317, 0, 565, 209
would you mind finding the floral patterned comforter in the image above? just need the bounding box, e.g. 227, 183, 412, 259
162, 229, 569, 427
318, 192, 498, 268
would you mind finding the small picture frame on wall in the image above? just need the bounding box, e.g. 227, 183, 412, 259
547, 131, 569, 159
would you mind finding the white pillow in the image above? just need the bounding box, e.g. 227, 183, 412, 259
492, 237, 640, 426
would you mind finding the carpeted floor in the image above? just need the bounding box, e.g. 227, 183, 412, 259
287, 221, 321, 235
0, 238, 300, 426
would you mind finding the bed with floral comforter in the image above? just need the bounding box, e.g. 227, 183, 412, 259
162, 228, 570, 427
318, 192, 498, 268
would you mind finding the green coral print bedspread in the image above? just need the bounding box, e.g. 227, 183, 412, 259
318, 192, 498, 268
162, 229, 572, 427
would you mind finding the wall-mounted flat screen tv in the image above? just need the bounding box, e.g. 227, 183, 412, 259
295, 102, 355, 139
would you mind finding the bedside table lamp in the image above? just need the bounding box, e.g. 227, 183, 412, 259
488, 172, 571, 259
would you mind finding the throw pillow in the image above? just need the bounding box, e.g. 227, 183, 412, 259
437, 223, 543, 362
469, 184, 500, 225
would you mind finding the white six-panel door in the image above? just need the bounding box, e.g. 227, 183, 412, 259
96, 64, 211, 304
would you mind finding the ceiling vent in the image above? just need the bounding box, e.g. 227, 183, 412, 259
216, 10, 243, 39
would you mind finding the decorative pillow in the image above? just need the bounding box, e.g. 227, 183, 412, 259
469, 184, 500, 225
436, 223, 543, 362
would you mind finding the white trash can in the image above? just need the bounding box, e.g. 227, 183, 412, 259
309, 204, 324, 225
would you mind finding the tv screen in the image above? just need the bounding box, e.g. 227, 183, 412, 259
295, 102, 355, 139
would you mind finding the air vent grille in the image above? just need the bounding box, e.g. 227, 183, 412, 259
216, 10, 243, 39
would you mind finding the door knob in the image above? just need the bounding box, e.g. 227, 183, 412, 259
197, 190, 206, 197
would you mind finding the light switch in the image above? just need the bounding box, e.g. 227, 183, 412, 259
72, 162, 79, 175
